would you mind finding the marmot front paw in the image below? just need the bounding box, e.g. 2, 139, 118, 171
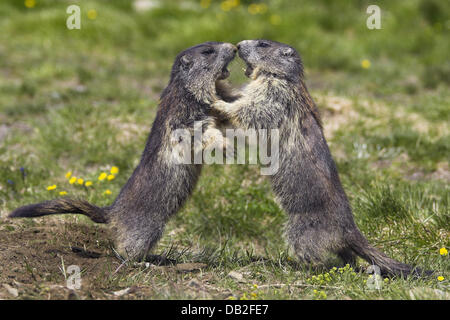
211, 100, 230, 113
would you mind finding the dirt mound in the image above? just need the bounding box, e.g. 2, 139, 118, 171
0, 219, 119, 299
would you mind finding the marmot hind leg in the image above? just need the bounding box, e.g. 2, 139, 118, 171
287, 229, 330, 266
112, 219, 165, 262
286, 215, 348, 268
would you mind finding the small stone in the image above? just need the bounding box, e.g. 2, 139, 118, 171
175, 263, 207, 273
113, 286, 137, 297
113, 288, 131, 296
187, 279, 202, 289
228, 271, 245, 282
409, 287, 450, 300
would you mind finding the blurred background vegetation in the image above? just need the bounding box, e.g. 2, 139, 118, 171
1, 0, 449, 91
0, 0, 448, 299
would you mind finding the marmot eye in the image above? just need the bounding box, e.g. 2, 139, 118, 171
257, 42, 270, 48
201, 48, 215, 55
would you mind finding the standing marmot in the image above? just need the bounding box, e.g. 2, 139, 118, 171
9, 42, 237, 261
212, 39, 428, 276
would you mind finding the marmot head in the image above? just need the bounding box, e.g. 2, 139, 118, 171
168, 42, 237, 103
237, 40, 303, 81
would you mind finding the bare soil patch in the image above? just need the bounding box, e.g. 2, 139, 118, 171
0, 219, 119, 299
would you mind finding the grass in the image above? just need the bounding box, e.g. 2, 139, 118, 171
0, 0, 448, 300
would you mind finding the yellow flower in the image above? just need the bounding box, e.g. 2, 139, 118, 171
46, 184, 57, 191
59, 191, 68, 196
200, 0, 211, 9
107, 175, 115, 181
258, 3, 268, 14
229, 0, 240, 8
361, 59, 371, 69
270, 14, 281, 26
437, 276, 444, 281
253, 284, 258, 289
77, 178, 84, 185
69, 177, 77, 184
248, 3, 267, 15
65, 171, 72, 179
85, 181, 93, 187
110, 166, 119, 175
440, 247, 448, 256
87, 9, 97, 20
24, 0, 36, 9
98, 172, 107, 181
104, 189, 112, 195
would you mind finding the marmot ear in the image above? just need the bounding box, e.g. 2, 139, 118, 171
281, 47, 294, 57
180, 54, 192, 70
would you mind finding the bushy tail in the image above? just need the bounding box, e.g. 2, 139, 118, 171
9, 198, 108, 224
349, 231, 432, 278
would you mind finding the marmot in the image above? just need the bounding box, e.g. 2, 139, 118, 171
9, 42, 237, 261
212, 39, 429, 277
